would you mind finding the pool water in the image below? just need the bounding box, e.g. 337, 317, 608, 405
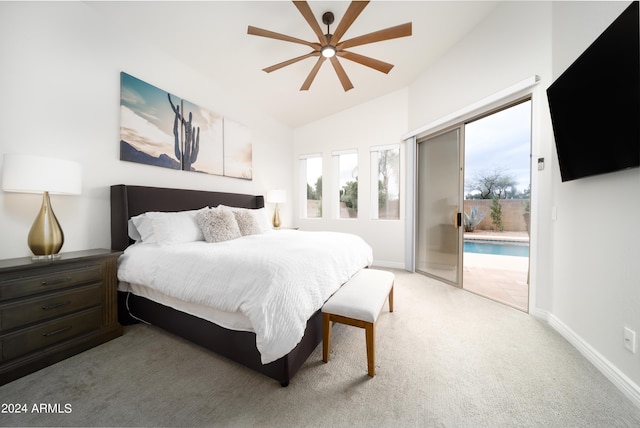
464, 241, 529, 257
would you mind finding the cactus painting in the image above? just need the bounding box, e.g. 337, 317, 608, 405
168, 94, 200, 171
168, 94, 224, 174
178, 97, 223, 175
119, 72, 244, 178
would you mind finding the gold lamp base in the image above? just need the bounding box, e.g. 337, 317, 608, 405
28, 191, 64, 260
272, 204, 281, 229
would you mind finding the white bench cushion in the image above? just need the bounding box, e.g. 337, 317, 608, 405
322, 269, 394, 323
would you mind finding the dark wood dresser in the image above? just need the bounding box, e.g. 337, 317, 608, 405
0, 249, 123, 385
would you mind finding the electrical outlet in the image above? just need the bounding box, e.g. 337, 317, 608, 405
624, 327, 636, 353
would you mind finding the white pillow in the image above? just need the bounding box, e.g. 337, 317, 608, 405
196, 208, 241, 243
253, 207, 271, 232
130, 207, 208, 244
127, 219, 142, 242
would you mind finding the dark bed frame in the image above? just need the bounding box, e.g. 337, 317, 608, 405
110, 184, 322, 386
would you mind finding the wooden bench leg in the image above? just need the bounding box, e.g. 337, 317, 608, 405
322, 313, 331, 363
389, 283, 394, 313
365, 322, 375, 377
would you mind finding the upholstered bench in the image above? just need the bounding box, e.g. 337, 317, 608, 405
322, 268, 395, 377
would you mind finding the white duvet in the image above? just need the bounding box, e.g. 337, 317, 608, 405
117, 230, 373, 363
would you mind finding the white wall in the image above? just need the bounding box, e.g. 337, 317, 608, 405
293, 89, 408, 268
0, 2, 293, 260
548, 0, 640, 400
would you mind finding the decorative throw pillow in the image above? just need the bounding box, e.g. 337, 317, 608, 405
196, 208, 242, 243
218, 205, 270, 233
232, 208, 264, 236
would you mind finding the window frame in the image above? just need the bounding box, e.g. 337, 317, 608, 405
370, 144, 401, 220
299, 153, 323, 219
332, 149, 358, 219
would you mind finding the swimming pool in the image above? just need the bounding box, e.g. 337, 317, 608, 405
464, 240, 529, 257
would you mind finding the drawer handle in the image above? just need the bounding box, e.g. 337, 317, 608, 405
42, 301, 72, 311
41, 276, 72, 286
43, 326, 72, 337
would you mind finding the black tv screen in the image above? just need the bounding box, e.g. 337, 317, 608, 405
547, 1, 639, 182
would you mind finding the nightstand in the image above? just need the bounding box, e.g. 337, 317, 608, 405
0, 249, 123, 385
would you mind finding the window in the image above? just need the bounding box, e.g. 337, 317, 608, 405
371, 145, 400, 220
333, 150, 358, 219
300, 155, 322, 218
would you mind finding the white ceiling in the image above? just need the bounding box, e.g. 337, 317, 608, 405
90, 1, 499, 128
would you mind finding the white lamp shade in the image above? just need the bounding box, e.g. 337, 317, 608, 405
266, 189, 286, 204
2, 154, 82, 195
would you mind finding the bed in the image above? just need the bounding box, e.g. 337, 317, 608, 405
110, 184, 372, 386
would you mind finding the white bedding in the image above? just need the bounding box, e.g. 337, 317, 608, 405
117, 230, 373, 363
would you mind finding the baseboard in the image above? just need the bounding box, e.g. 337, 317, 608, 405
532, 308, 640, 408
371, 260, 406, 270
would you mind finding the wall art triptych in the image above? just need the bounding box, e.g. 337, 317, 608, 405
119, 72, 252, 180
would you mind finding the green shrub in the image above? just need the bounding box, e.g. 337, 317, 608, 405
490, 195, 504, 231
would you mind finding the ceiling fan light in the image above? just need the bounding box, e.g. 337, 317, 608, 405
321, 45, 336, 58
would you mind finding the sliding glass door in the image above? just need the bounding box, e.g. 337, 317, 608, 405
416, 127, 463, 286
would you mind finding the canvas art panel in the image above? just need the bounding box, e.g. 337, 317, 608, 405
223, 118, 253, 180
120, 72, 180, 170
178, 98, 224, 176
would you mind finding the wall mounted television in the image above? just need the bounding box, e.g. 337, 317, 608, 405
547, 1, 639, 182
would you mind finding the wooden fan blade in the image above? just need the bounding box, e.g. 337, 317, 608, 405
331, 1, 369, 45
300, 56, 327, 91
337, 51, 394, 74
263, 51, 320, 73
330, 56, 354, 91
293, 1, 328, 44
248, 25, 320, 49
337, 22, 412, 50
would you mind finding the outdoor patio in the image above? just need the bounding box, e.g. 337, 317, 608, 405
463, 231, 530, 312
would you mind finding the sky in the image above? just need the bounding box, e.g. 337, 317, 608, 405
464, 100, 532, 195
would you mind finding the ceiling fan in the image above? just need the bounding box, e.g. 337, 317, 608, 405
247, 1, 412, 92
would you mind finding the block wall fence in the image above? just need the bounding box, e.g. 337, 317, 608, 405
463, 199, 530, 232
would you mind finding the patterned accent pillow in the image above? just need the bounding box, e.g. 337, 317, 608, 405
217, 205, 270, 233
196, 208, 241, 243
232, 209, 264, 236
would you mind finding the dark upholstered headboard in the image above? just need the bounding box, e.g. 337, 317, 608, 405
110, 184, 265, 251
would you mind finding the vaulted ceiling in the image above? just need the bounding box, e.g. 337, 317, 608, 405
90, 1, 498, 128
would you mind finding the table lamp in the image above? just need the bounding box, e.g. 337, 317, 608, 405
266, 189, 286, 229
2, 154, 82, 259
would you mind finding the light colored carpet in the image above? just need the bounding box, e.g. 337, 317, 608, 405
1, 270, 639, 427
